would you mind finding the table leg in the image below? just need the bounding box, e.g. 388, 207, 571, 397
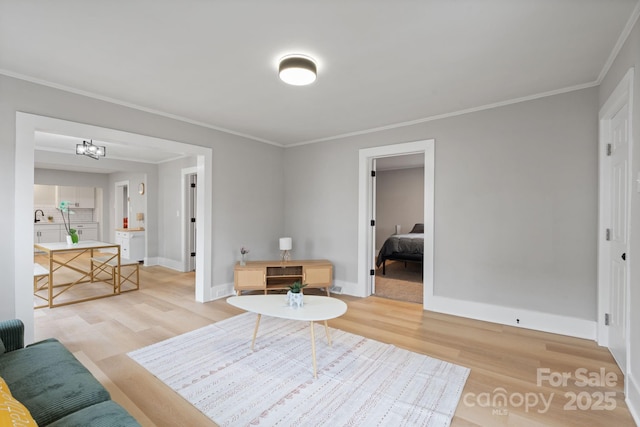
310, 321, 317, 378
251, 314, 262, 350
48, 255, 54, 308
324, 320, 332, 347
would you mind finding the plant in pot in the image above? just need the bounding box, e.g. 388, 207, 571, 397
58, 200, 78, 244
287, 280, 307, 308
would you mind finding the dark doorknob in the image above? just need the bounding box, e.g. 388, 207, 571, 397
622, 253, 626, 261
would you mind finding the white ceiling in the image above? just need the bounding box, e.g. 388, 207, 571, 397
1, 1, 639, 148
34, 132, 186, 164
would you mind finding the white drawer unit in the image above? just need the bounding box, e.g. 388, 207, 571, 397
74, 223, 98, 240
115, 230, 145, 262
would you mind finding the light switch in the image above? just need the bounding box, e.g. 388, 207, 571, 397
637, 172, 640, 193
177, 210, 180, 217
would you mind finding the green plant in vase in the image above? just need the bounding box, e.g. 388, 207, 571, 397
58, 201, 78, 243
288, 281, 307, 294
287, 281, 307, 308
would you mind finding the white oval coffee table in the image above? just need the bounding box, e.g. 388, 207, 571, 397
227, 295, 348, 378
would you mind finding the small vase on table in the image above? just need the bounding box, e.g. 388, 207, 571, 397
240, 247, 249, 266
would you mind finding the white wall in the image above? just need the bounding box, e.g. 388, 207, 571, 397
599, 13, 640, 423
375, 167, 424, 249
285, 87, 599, 322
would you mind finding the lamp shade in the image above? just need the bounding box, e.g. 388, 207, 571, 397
279, 237, 292, 251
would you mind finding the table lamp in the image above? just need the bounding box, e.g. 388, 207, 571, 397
280, 237, 292, 262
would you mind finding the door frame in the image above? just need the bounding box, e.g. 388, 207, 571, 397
597, 68, 634, 378
358, 139, 435, 305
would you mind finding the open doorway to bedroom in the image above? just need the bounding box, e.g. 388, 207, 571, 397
374, 155, 425, 304
357, 139, 435, 309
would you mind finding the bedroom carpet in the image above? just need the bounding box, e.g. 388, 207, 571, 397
128, 312, 469, 426
375, 260, 423, 304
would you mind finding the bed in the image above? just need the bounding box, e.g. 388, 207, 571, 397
376, 223, 424, 275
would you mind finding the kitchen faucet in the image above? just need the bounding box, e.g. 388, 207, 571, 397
34, 209, 44, 223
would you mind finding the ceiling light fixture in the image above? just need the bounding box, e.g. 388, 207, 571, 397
76, 139, 106, 160
279, 55, 317, 86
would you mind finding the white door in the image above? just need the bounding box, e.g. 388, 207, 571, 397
608, 102, 630, 369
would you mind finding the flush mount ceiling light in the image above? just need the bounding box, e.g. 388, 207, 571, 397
278, 55, 317, 86
76, 139, 106, 160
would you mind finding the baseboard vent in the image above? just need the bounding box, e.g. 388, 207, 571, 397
330, 286, 342, 294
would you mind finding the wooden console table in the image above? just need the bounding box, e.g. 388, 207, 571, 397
234, 259, 333, 296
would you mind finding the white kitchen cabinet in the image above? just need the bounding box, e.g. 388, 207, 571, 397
74, 223, 98, 240
56, 186, 95, 208
33, 185, 57, 206
115, 230, 145, 261
34, 224, 61, 243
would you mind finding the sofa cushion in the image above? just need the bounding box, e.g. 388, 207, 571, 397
47, 400, 141, 427
0, 339, 4, 354
0, 338, 110, 426
0, 376, 37, 427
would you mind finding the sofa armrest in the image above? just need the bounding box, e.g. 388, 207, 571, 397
0, 319, 25, 352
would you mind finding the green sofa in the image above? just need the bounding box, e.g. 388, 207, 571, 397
0, 319, 140, 426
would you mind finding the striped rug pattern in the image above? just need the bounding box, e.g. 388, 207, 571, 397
129, 312, 469, 426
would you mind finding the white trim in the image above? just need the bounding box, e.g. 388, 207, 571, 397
0, 69, 279, 147
290, 83, 597, 147
597, 68, 634, 357
211, 282, 235, 300
627, 372, 640, 426
426, 296, 597, 340
155, 257, 187, 272
357, 140, 435, 305
0, 69, 598, 149
597, 2, 640, 84
15, 113, 215, 342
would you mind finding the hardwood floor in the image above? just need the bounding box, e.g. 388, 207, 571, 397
32, 264, 635, 426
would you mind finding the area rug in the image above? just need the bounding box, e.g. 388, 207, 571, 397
128, 312, 469, 426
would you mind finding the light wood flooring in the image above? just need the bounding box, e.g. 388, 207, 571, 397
32, 262, 635, 426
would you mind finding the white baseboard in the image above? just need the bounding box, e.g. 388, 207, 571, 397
155, 257, 187, 272
338, 282, 595, 340
627, 372, 640, 425
336, 280, 367, 297
426, 295, 596, 340
211, 282, 235, 300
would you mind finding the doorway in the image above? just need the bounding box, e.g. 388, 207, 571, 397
373, 156, 425, 303
115, 181, 129, 231
15, 113, 213, 344
358, 139, 435, 306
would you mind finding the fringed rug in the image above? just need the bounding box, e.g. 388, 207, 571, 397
128, 312, 469, 426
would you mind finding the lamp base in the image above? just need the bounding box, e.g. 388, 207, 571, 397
281, 250, 291, 262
